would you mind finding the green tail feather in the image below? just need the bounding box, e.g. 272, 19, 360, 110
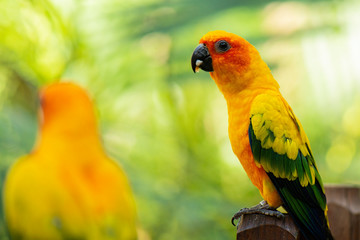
249, 123, 333, 240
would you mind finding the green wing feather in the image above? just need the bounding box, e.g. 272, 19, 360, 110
249, 93, 332, 240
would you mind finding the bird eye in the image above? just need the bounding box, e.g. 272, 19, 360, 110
215, 40, 231, 53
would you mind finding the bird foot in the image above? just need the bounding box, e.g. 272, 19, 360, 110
231, 200, 284, 226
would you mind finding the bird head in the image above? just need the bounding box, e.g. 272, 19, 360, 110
191, 30, 276, 94
39, 82, 97, 136
191, 30, 252, 74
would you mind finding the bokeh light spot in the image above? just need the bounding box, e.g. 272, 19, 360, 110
326, 136, 356, 173
342, 100, 360, 137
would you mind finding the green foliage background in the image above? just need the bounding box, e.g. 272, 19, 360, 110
0, 0, 359, 239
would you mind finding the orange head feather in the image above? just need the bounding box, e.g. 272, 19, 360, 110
39, 82, 97, 137
199, 30, 252, 74
192, 30, 279, 95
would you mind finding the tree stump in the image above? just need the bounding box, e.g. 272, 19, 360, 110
236, 185, 360, 240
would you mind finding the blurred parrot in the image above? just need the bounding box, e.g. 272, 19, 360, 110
191, 30, 333, 240
3, 82, 137, 240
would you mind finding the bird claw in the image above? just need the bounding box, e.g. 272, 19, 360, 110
231, 201, 284, 226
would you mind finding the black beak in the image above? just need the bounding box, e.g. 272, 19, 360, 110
191, 43, 213, 73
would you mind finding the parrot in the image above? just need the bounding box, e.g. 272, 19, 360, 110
191, 30, 333, 240
3, 82, 137, 240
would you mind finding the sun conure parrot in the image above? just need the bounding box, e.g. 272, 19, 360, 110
191, 30, 333, 240
3, 82, 137, 240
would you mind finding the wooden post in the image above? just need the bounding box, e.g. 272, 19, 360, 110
325, 185, 360, 240
236, 185, 360, 240
236, 213, 305, 240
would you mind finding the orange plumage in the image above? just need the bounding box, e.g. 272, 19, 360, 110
4, 82, 137, 240
192, 30, 333, 240
199, 31, 282, 207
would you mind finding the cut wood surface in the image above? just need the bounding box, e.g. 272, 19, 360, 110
236, 213, 305, 240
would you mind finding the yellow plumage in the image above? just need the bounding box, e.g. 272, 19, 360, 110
191, 30, 333, 240
3, 82, 137, 240
251, 94, 308, 161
